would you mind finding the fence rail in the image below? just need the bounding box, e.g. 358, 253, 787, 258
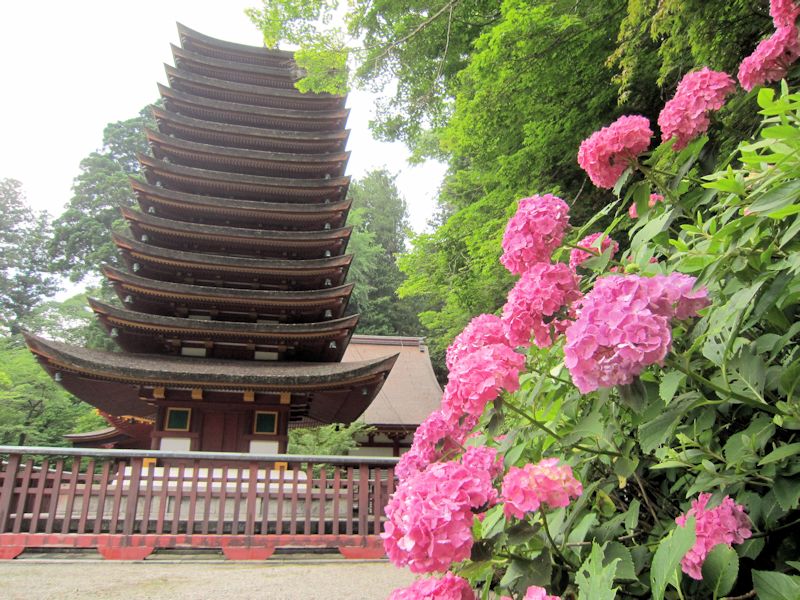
0, 446, 397, 560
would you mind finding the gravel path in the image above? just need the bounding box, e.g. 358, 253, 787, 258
0, 556, 416, 599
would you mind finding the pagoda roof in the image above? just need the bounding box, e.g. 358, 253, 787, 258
113, 232, 352, 289
139, 154, 349, 203
171, 44, 298, 89
158, 84, 349, 132
121, 207, 351, 259
145, 129, 349, 178
129, 179, 351, 230
151, 106, 349, 154
26, 333, 398, 424
103, 265, 352, 321
88, 298, 357, 361
177, 23, 295, 68
165, 64, 345, 112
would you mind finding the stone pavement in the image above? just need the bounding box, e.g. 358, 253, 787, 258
0, 552, 416, 599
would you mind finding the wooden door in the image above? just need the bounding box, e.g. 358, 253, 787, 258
201, 411, 243, 452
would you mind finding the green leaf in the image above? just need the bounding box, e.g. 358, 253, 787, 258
576, 543, 619, 600
506, 520, 540, 545
480, 505, 506, 540
752, 570, 800, 600
659, 371, 686, 405
701, 544, 738, 598
650, 517, 696, 600
604, 541, 637, 581
773, 476, 800, 511
747, 179, 800, 215
759, 442, 800, 466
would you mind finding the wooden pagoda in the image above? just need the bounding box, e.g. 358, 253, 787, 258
27, 24, 397, 454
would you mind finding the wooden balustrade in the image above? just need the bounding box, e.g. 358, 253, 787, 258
0, 446, 397, 560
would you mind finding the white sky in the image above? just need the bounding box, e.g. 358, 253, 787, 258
0, 1, 446, 233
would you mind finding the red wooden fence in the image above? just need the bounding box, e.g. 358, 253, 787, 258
0, 446, 397, 560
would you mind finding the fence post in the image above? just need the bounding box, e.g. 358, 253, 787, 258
0, 453, 22, 532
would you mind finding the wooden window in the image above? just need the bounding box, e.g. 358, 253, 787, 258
165, 407, 191, 432
253, 411, 278, 435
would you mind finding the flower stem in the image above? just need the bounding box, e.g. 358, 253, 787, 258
540, 509, 578, 570
503, 397, 622, 457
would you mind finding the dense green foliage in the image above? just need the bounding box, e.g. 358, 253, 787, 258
248, 0, 777, 370
50, 107, 152, 283
347, 169, 422, 335
287, 421, 374, 456
0, 179, 59, 335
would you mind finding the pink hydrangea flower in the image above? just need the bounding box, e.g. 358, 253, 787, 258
738, 26, 800, 91
396, 410, 473, 482
442, 343, 525, 424
563, 274, 708, 393
675, 493, 752, 580
389, 573, 476, 600
577, 115, 653, 189
500, 587, 561, 600
446, 314, 508, 371
500, 195, 570, 274
501, 458, 582, 519
658, 68, 736, 150
629, 193, 665, 219
771, 0, 800, 28
569, 232, 620, 270
501, 263, 581, 348
461, 446, 504, 479
382, 461, 497, 573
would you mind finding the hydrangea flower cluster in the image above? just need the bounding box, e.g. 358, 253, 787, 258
563, 274, 709, 393
500, 586, 561, 600
577, 115, 653, 188
382, 458, 499, 573
389, 572, 476, 600
461, 445, 504, 479
675, 493, 752, 580
771, 0, 800, 28
445, 314, 507, 371
442, 343, 525, 425
501, 458, 582, 520
395, 410, 474, 481
501, 263, 581, 348
500, 195, 570, 274
568, 232, 619, 270
628, 193, 664, 219
738, 25, 800, 91
658, 68, 736, 150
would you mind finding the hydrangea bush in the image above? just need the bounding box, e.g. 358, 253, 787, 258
384, 9, 800, 598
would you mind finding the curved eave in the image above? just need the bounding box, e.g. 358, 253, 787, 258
26, 332, 397, 391
122, 206, 352, 256
171, 44, 298, 89
129, 179, 351, 230
158, 84, 349, 132
139, 154, 349, 203
165, 64, 345, 111
177, 23, 295, 68
103, 265, 353, 318
151, 106, 350, 154
113, 233, 352, 288
89, 297, 358, 339
145, 129, 349, 178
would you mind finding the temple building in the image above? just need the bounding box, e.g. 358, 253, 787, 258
26, 24, 405, 454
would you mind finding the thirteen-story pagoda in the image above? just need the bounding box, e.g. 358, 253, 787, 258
26, 24, 397, 453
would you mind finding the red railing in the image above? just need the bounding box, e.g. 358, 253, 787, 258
0, 446, 397, 560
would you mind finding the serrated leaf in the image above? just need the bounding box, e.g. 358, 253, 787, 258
773, 476, 800, 511
651, 517, 696, 600
753, 570, 800, 600
659, 371, 686, 405
576, 543, 619, 600
604, 542, 637, 581
701, 544, 738, 598
759, 442, 800, 466
747, 179, 800, 214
